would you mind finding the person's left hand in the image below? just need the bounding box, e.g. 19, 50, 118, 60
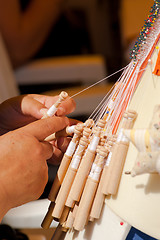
0, 93, 76, 135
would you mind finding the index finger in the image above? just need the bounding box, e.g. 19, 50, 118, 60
56, 96, 76, 116
22, 116, 70, 141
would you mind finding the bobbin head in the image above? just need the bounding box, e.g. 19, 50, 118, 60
74, 124, 84, 136
84, 119, 94, 128
93, 126, 102, 137
83, 127, 92, 138
59, 91, 68, 100
96, 145, 101, 153
99, 136, 107, 146
105, 140, 114, 148
97, 119, 106, 129
107, 134, 117, 144
99, 146, 109, 158
79, 136, 89, 146
124, 109, 137, 120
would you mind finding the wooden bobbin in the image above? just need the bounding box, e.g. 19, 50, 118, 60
84, 119, 94, 128
54, 91, 68, 108
41, 202, 55, 229
59, 206, 70, 224
101, 144, 116, 195
65, 211, 74, 230
89, 166, 106, 220
106, 141, 129, 195
99, 135, 107, 146
122, 109, 137, 129
45, 124, 77, 142
48, 124, 83, 202
100, 136, 117, 196
89, 139, 115, 220
90, 118, 106, 144
73, 146, 108, 231
97, 119, 106, 129
65, 137, 90, 208
65, 204, 78, 230
108, 134, 117, 144
83, 126, 92, 138
73, 178, 96, 231
42, 91, 68, 119
102, 110, 137, 196
51, 223, 65, 240
67, 127, 101, 203
52, 167, 78, 219
52, 136, 89, 219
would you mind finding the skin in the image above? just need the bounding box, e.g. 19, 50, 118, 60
0, 0, 65, 67
0, 93, 77, 221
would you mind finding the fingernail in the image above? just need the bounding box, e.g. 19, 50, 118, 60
57, 137, 65, 148
57, 107, 65, 116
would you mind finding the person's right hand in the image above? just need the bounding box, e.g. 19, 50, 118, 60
0, 115, 71, 221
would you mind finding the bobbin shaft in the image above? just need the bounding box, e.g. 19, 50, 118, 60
73, 146, 108, 230
102, 110, 137, 195
89, 166, 106, 219
48, 125, 83, 202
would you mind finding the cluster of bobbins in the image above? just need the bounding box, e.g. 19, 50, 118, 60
41, 90, 138, 240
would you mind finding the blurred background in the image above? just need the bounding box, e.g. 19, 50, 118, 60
0, 0, 154, 97
17, 0, 154, 92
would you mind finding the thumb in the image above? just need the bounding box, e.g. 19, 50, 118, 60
22, 116, 70, 141
21, 95, 47, 119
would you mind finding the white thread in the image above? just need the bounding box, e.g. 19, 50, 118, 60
70, 65, 130, 99
65, 141, 77, 156
89, 136, 100, 151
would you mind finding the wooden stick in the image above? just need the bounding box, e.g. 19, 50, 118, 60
41, 202, 55, 229
65, 204, 78, 230
51, 223, 65, 240
46, 119, 94, 142
45, 125, 76, 142
65, 136, 90, 208
48, 124, 83, 202
67, 127, 101, 203
102, 110, 137, 195
73, 146, 108, 231
59, 206, 70, 224
41, 125, 83, 229
43, 91, 68, 118
52, 167, 78, 219
52, 131, 90, 219
67, 119, 106, 204
101, 147, 115, 195
73, 178, 97, 231
89, 167, 106, 220
106, 141, 129, 195
42, 119, 93, 228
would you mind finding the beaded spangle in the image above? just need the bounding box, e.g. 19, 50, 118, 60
130, 0, 160, 62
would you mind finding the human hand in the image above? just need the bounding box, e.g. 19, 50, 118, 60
0, 115, 73, 220
0, 94, 76, 135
